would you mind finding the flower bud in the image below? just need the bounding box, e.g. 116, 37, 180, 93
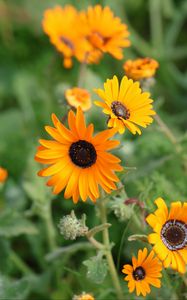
72, 292, 95, 300
58, 211, 88, 240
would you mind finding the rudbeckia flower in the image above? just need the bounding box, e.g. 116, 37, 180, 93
79, 5, 130, 62
123, 57, 159, 81
42, 6, 91, 68
146, 197, 187, 274
0, 167, 8, 183
65, 87, 91, 112
35, 107, 123, 203
94, 75, 155, 134
122, 248, 162, 297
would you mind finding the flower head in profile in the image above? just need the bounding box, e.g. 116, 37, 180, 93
123, 57, 159, 81
94, 75, 155, 134
122, 248, 162, 297
73, 292, 95, 300
146, 197, 187, 274
42, 6, 91, 68
65, 87, 91, 111
0, 167, 8, 183
35, 107, 123, 203
79, 5, 130, 62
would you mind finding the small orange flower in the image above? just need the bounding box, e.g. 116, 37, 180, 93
0, 167, 8, 183
73, 292, 95, 300
122, 248, 162, 297
123, 58, 159, 81
79, 5, 130, 62
65, 87, 91, 112
42, 6, 91, 68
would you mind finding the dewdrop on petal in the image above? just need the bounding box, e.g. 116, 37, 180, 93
58, 210, 88, 240
72, 292, 95, 300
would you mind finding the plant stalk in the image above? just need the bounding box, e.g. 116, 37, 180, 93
98, 198, 124, 300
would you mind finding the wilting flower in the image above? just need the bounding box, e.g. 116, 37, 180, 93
79, 5, 130, 62
65, 87, 91, 111
94, 75, 155, 134
122, 248, 162, 297
0, 167, 8, 183
146, 197, 187, 274
35, 107, 123, 203
73, 292, 95, 300
42, 6, 91, 68
123, 57, 159, 81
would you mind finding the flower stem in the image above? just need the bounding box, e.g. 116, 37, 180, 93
10, 250, 33, 275
77, 62, 87, 88
43, 203, 57, 252
98, 198, 124, 300
154, 114, 182, 153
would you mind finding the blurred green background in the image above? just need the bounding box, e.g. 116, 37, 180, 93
0, 0, 187, 299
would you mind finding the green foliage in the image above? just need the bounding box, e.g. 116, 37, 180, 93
83, 254, 108, 284
0, 0, 186, 299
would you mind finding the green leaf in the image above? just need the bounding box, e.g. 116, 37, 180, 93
0, 275, 30, 300
0, 209, 38, 237
83, 255, 108, 284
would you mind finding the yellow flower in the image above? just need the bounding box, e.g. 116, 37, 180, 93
35, 107, 123, 203
79, 5, 130, 62
123, 57, 159, 81
65, 87, 91, 112
146, 197, 187, 274
122, 248, 162, 297
94, 75, 155, 134
73, 292, 95, 300
42, 6, 91, 68
0, 167, 8, 183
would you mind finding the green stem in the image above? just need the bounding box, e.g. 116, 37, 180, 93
149, 0, 163, 53
10, 250, 33, 275
43, 204, 57, 252
77, 62, 87, 88
98, 198, 124, 300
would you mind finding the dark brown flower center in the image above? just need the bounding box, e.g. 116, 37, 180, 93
133, 266, 146, 281
161, 220, 187, 251
111, 101, 130, 119
69, 140, 97, 168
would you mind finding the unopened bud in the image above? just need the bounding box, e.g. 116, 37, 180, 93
58, 211, 88, 240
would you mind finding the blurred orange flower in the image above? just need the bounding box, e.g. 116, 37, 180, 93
42, 5, 91, 68
79, 5, 130, 62
73, 292, 95, 300
123, 58, 159, 81
0, 167, 8, 183
65, 87, 92, 111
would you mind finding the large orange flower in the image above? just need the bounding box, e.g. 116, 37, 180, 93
146, 197, 187, 274
94, 75, 155, 134
35, 107, 123, 203
124, 57, 159, 81
42, 5, 91, 68
79, 5, 130, 62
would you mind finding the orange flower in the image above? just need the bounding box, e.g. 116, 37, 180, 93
65, 87, 92, 111
73, 292, 95, 300
79, 5, 130, 62
42, 6, 91, 68
123, 58, 159, 81
122, 248, 162, 297
0, 167, 8, 183
35, 107, 123, 203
